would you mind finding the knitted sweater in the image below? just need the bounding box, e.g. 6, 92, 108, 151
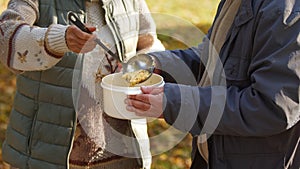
0, 0, 164, 168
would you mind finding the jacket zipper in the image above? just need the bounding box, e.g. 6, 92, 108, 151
106, 1, 126, 61
27, 73, 41, 155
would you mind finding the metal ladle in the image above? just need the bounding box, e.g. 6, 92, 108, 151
68, 12, 154, 84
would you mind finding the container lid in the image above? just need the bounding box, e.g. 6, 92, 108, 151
101, 73, 164, 94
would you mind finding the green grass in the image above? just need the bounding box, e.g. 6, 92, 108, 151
0, 0, 8, 13
146, 0, 219, 25
0, 0, 219, 168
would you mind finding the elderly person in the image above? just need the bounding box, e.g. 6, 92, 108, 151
126, 0, 300, 168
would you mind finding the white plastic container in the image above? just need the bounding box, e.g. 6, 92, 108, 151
101, 72, 164, 119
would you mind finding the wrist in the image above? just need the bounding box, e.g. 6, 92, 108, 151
45, 24, 71, 58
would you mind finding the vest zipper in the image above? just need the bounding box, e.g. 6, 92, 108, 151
26, 97, 38, 156
27, 75, 41, 155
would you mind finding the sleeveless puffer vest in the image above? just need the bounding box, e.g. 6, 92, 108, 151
2, 0, 140, 168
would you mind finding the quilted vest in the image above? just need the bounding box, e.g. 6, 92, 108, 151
2, 0, 140, 168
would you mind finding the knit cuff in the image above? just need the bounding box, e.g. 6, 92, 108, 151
45, 24, 71, 58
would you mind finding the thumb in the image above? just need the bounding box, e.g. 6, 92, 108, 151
141, 86, 163, 95
87, 26, 97, 33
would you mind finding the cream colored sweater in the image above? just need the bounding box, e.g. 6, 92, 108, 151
0, 0, 164, 72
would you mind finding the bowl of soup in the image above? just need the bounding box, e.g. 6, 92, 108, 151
101, 72, 164, 119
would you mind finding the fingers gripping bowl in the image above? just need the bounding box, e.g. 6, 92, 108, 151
101, 72, 164, 119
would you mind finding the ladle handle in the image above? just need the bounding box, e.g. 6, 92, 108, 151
68, 12, 120, 61
68, 12, 92, 34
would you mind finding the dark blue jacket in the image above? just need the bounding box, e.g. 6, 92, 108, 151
151, 0, 300, 168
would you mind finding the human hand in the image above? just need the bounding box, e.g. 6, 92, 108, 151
125, 86, 164, 118
65, 25, 97, 53
116, 61, 123, 72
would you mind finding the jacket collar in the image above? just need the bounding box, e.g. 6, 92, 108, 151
234, 0, 254, 26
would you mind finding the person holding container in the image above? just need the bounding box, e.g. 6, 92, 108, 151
125, 0, 300, 168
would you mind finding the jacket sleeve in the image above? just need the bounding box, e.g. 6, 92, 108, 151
151, 41, 206, 84
154, 6, 300, 137
0, 0, 69, 72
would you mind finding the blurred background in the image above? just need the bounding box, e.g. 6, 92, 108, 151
0, 0, 219, 168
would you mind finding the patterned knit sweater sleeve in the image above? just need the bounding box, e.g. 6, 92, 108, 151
0, 0, 70, 72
